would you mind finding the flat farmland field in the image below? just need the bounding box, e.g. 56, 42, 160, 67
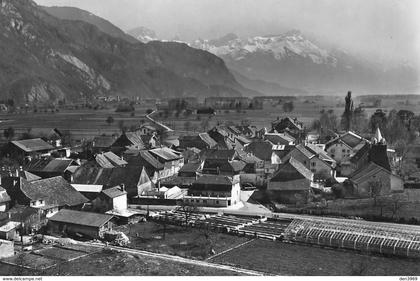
0, 106, 151, 141
211, 239, 420, 276
158, 96, 346, 133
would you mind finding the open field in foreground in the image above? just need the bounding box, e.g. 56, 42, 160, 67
0, 248, 243, 276
115, 221, 251, 260
211, 239, 420, 276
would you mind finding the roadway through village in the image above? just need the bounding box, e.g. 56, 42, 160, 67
84, 241, 266, 276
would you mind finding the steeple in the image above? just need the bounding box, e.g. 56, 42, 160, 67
374, 126, 385, 144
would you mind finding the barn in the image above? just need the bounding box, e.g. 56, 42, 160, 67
48, 209, 114, 239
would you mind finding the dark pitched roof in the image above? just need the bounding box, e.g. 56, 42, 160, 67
72, 166, 146, 196
244, 141, 273, 161
25, 158, 77, 173
272, 117, 304, 131
20, 176, 88, 207
349, 162, 394, 185
179, 162, 201, 174
270, 157, 313, 183
200, 149, 236, 160
11, 138, 54, 152
102, 186, 127, 198
194, 175, 235, 186
198, 133, 218, 148
49, 209, 113, 228
350, 142, 370, 163
326, 131, 365, 149
368, 144, 391, 171
124, 150, 164, 170
264, 133, 295, 145
43, 159, 76, 172
202, 159, 245, 174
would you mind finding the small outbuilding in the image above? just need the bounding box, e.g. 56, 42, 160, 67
48, 209, 114, 239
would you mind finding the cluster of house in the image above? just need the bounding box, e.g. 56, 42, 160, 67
0, 115, 403, 246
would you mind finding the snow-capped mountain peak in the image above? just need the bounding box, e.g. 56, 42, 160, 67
127, 26, 157, 43
191, 30, 336, 66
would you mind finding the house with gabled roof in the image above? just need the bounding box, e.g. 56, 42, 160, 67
111, 131, 146, 152
72, 165, 152, 198
9, 176, 89, 218
179, 133, 217, 150
264, 132, 296, 145
94, 151, 127, 168
183, 175, 241, 207
124, 150, 165, 182
283, 144, 336, 179
200, 149, 237, 161
271, 117, 305, 140
244, 140, 279, 174
92, 185, 128, 212
347, 162, 403, 197
325, 131, 369, 164
9, 138, 55, 162
24, 158, 80, 180
341, 141, 370, 177
267, 157, 314, 204
149, 147, 184, 178
207, 126, 236, 149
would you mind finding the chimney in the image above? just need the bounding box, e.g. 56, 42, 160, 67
157, 181, 161, 192
15, 169, 19, 177
120, 183, 125, 192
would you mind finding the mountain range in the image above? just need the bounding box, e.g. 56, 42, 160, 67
190, 31, 419, 94
0, 1, 257, 106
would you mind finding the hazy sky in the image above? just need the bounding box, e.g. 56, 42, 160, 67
34, 0, 420, 68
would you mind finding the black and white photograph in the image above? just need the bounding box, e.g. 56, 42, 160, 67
0, 0, 419, 278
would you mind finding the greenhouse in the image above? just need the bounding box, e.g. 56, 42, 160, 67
284, 217, 420, 258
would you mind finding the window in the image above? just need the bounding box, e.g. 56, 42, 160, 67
311, 162, 316, 167
203, 200, 207, 204
228, 200, 231, 206
196, 199, 200, 203
330, 148, 335, 153
216, 200, 219, 204
342, 149, 345, 153
331, 154, 335, 158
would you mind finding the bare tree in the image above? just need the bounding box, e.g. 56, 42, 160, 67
177, 201, 198, 227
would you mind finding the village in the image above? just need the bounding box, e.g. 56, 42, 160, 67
1, 91, 420, 276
